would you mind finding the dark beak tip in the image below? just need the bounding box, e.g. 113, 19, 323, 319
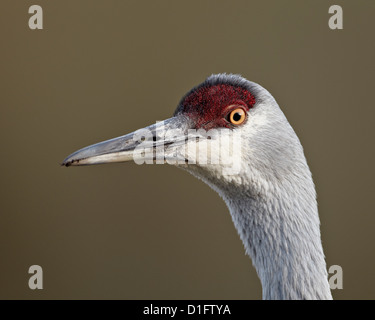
60, 160, 70, 167
61, 157, 76, 167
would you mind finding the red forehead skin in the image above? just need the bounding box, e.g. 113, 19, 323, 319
179, 84, 256, 129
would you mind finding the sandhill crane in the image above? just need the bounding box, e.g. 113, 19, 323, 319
62, 74, 332, 300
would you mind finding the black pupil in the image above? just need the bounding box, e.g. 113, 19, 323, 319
233, 112, 242, 122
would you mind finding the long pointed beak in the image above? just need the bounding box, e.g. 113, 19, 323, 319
62, 116, 191, 167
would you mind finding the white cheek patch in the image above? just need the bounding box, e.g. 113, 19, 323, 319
175, 129, 242, 176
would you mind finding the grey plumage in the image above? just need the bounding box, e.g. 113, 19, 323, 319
62, 73, 332, 300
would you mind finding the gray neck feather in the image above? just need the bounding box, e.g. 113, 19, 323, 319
223, 183, 332, 300
194, 162, 332, 299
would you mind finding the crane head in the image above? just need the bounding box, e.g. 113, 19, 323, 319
62, 74, 300, 190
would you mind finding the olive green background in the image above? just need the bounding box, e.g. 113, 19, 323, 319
1, 1, 374, 299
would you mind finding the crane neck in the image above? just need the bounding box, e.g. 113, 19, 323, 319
221, 178, 333, 300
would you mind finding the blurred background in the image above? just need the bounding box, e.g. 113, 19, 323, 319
0, 0, 374, 299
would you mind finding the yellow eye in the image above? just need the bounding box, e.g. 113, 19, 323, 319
228, 108, 246, 125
